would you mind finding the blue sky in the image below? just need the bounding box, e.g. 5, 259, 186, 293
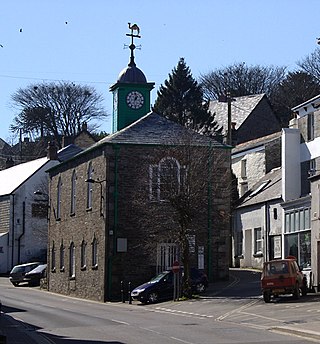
0, 0, 319, 143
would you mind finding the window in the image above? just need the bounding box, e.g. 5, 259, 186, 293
60, 242, 65, 271
149, 157, 187, 202
240, 182, 248, 196
92, 237, 98, 268
285, 207, 311, 233
254, 227, 263, 255
56, 177, 62, 219
241, 159, 247, 178
273, 208, 278, 220
86, 163, 93, 209
307, 112, 314, 141
51, 242, 56, 272
235, 230, 243, 256
70, 170, 76, 214
81, 240, 86, 269
69, 242, 75, 278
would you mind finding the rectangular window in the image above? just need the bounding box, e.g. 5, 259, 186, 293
240, 182, 248, 196
285, 213, 290, 233
81, 241, 86, 269
254, 227, 263, 255
241, 159, 247, 178
307, 112, 314, 141
304, 208, 310, 229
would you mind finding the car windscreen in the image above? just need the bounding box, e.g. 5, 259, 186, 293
10, 266, 25, 274
264, 261, 289, 276
149, 272, 169, 283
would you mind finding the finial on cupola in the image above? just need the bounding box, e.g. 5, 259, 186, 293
126, 23, 141, 67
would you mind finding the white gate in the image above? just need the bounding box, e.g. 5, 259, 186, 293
156, 243, 179, 274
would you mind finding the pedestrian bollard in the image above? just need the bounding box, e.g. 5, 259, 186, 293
128, 282, 132, 304
121, 281, 125, 303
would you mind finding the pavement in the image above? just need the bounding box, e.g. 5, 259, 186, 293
1, 270, 320, 343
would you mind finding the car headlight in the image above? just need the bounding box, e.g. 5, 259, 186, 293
132, 288, 145, 295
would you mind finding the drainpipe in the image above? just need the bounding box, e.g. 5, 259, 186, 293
107, 144, 119, 300
17, 201, 26, 263
264, 201, 269, 262
207, 143, 213, 282
11, 194, 15, 269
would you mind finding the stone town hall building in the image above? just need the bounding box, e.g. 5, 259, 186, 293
47, 27, 231, 301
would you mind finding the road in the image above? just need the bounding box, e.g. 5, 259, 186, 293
0, 269, 319, 344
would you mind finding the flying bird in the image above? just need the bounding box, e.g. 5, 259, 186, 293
0, 44, 3, 48
19, 28, 22, 32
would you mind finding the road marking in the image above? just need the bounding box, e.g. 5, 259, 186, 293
215, 299, 259, 321
111, 319, 130, 325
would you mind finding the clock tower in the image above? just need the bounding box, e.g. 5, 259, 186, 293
110, 24, 155, 132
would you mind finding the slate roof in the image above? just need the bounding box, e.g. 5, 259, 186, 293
236, 167, 282, 208
88, 111, 227, 150
0, 156, 49, 196
209, 94, 265, 133
0, 144, 83, 196
232, 131, 281, 155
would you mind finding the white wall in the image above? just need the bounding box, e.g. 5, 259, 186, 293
282, 128, 301, 202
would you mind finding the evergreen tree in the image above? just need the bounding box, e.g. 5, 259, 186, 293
154, 58, 222, 140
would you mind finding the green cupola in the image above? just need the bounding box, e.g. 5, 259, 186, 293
110, 24, 155, 132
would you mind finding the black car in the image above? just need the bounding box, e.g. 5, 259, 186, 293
9, 262, 41, 286
131, 268, 208, 304
24, 264, 47, 286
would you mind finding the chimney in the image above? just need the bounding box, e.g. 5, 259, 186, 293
5, 157, 14, 169
47, 141, 58, 160
81, 122, 88, 132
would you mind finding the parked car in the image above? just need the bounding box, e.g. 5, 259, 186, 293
131, 268, 208, 304
261, 256, 307, 303
9, 262, 41, 286
24, 264, 47, 286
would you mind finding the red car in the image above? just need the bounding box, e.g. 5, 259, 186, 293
261, 257, 307, 303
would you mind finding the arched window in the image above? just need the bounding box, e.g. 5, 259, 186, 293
81, 240, 86, 269
86, 163, 93, 209
92, 237, 98, 268
70, 170, 76, 214
51, 242, 56, 272
60, 241, 65, 271
149, 157, 186, 201
56, 176, 62, 219
69, 242, 75, 278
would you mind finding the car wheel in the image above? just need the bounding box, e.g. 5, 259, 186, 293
293, 283, 300, 299
263, 291, 271, 303
195, 283, 206, 294
12, 282, 19, 287
147, 292, 158, 304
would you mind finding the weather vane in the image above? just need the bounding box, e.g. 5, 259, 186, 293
124, 23, 142, 66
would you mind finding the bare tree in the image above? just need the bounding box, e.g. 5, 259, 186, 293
132, 134, 231, 297
298, 48, 320, 83
199, 62, 286, 101
10, 81, 108, 148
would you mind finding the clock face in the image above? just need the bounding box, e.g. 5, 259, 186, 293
126, 91, 144, 109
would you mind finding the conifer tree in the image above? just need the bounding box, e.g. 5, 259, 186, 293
154, 58, 222, 140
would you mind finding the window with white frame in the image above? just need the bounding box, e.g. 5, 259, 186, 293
86, 163, 93, 209
81, 240, 86, 269
51, 242, 56, 272
70, 170, 76, 214
69, 242, 75, 278
241, 159, 247, 178
285, 207, 311, 233
92, 237, 98, 268
56, 176, 62, 219
254, 227, 263, 255
149, 157, 186, 202
307, 112, 314, 141
60, 241, 65, 271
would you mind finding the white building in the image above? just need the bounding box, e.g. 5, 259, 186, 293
0, 143, 82, 274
